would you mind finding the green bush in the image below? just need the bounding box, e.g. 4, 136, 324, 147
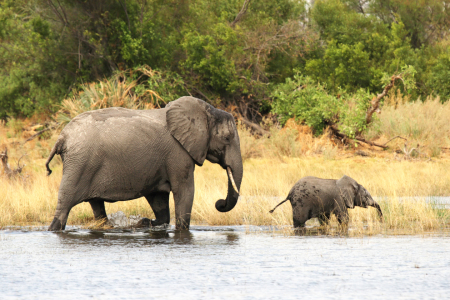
428, 49, 450, 102
272, 65, 416, 138
272, 73, 372, 137
181, 23, 243, 93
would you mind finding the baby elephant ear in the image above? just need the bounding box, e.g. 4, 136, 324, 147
336, 175, 357, 209
166, 97, 210, 166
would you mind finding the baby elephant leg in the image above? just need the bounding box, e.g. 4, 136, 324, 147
335, 209, 350, 225
292, 207, 313, 228
318, 212, 331, 226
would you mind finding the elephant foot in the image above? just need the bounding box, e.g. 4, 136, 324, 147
293, 227, 307, 236
133, 218, 151, 228
150, 218, 169, 228
97, 218, 114, 228
48, 217, 65, 231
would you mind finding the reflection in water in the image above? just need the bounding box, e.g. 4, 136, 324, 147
293, 226, 351, 237
54, 227, 237, 248
171, 230, 194, 244
55, 229, 190, 247
149, 230, 170, 240
0, 226, 449, 299
224, 232, 240, 244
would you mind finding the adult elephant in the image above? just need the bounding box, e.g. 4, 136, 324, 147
45, 96, 243, 231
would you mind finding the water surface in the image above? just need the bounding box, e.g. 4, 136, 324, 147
1, 226, 449, 299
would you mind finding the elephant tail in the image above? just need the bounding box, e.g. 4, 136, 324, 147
45, 138, 63, 176
269, 198, 289, 213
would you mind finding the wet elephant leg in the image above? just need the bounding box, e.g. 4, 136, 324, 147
292, 208, 312, 228
89, 199, 107, 220
145, 192, 170, 226
48, 199, 76, 231
172, 176, 195, 230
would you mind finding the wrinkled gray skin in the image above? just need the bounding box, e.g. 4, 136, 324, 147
46, 96, 243, 231
269, 175, 383, 228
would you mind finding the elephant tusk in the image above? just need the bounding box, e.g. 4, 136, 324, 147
227, 166, 240, 195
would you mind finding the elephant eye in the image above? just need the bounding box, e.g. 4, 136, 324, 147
222, 131, 233, 143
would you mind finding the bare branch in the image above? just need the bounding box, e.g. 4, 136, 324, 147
365, 75, 402, 125
22, 123, 59, 144
119, 0, 131, 32
382, 135, 407, 146
354, 136, 388, 149
328, 125, 386, 149
55, 0, 70, 25
231, 0, 252, 28
45, 0, 67, 25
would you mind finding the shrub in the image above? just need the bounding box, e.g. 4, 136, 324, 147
271, 73, 371, 138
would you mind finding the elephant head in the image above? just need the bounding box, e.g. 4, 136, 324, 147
166, 96, 243, 213
336, 175, 383, 220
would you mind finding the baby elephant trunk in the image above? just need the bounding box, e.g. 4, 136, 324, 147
365, 194, 383, 221
361, 187, 383, 222
372, 202, 383, 221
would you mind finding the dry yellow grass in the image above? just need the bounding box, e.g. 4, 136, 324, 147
1, 148, 449, 234
366, 94, 450, 157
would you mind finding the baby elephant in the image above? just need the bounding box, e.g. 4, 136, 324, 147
270, 175, 383, 228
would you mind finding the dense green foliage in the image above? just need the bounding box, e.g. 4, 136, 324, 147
272, 73, 375, 137
272, 66, 416, 137
1, 0, 450, 124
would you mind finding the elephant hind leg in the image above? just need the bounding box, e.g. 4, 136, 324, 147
48, 203, 75, 231
293, 209, 312, 228
49, 182, 85, 231
89, 199, 107, 220
145, 192, 170, 226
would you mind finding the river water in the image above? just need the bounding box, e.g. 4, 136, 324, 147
1, 226, 449, 299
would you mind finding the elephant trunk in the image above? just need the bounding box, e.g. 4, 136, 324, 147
364, 190, 383, 222
372, 202, 383, 221
215, 140, 243, 213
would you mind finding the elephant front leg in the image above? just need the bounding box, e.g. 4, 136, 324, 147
145, 192, 170, 226
335, 209, 350, 225
318, 212, 331, 226
172, 176, 195, 230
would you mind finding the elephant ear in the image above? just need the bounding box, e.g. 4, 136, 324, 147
336, 175, 358, 209
166, 97, 210, 166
